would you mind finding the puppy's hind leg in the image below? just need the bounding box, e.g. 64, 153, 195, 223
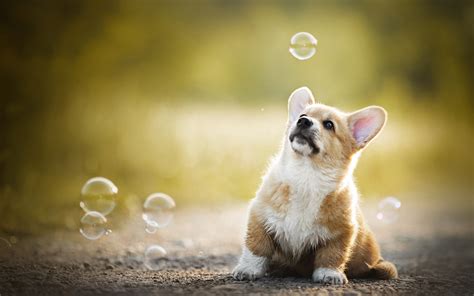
370, 259, 398, 279
346, 227, 398, 280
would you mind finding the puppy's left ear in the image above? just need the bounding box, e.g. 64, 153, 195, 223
348, 106, 387, 150
288, 87, 315, 123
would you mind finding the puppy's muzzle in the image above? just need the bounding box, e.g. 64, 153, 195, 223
289, 117, 320, 154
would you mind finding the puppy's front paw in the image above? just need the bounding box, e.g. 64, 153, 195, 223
232, 247, 268, 281
232, 263, 266, 281
312, 267, 348, 285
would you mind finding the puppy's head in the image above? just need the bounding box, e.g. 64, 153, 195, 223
286, 87, 386, 169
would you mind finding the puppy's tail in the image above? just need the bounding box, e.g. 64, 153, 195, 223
370, 259, 398, 279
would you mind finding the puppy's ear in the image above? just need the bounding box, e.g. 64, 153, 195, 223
348, 106, 387, 150
288, 87, 315, 123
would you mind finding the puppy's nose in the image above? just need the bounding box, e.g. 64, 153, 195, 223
297, 117, 313, 129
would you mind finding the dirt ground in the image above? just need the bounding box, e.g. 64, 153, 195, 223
1, 198, 473, 295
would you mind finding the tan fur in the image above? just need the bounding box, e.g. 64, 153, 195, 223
245, 210, 275, 258
314, 189, 355, 272
265, 183, 291, 215
235, 91, 397, 282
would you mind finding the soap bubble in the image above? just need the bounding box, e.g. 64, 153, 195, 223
80, 211, 108, 240
145, 224, 158, 234
289, 32, 317, 60
0, 237, 12, 257
80, 177, 118, 216
376, 197, 401, 224
142, 193, 176, 229
9, 236, 17, 244
144, 245, 167, 270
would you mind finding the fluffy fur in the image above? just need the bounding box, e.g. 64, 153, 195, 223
232, 87, 397, 284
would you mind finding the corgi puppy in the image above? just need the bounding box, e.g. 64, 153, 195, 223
232, 87, 397, 284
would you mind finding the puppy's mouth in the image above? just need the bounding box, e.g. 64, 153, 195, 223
289, 131, 320, 154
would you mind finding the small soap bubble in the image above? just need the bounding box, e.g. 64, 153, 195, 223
80, 211, 108, 240
144, 245, 167, 270
9, 236, 17, 244
376, 197, 401, 224
0, 237, 12, 252
0, 237, 13, 260
289, 32, 318, 60
142, 193, 176, 229
145, 224, 158, 234
80, 177, 118, 216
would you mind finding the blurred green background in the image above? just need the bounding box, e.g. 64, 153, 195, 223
0, 0, 473, 233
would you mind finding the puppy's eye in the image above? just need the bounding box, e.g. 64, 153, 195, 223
322, 120, 335, 131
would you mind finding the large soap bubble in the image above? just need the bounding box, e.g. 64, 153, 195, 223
80, 177, 118, 216
142, 193, 176, 229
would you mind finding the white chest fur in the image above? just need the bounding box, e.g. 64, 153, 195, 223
259, 157, 339, 260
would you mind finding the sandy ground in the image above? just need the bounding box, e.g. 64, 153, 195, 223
1, 198, 473, 295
